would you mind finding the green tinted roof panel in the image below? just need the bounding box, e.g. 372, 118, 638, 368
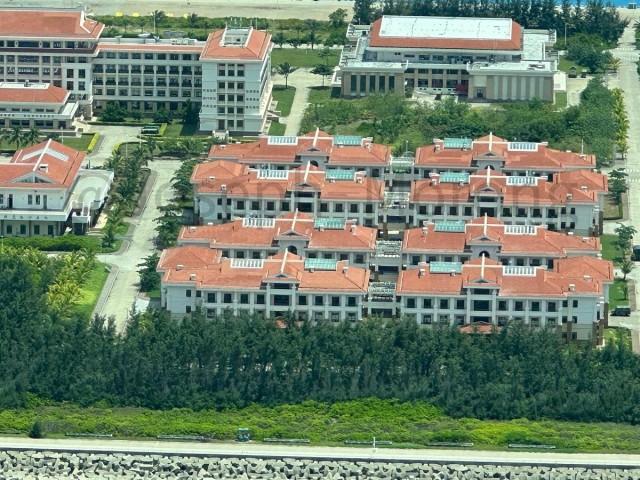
439, 171, 470, 183
334, 135, 363, 146
434, 220, 466, 233
429, 261, 463, 274
443, 137, 472, 149
326, 168, 355, 181
305, 258, 338, 270
314, 218, 346, 230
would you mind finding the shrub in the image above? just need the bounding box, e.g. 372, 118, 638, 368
2, 235, 99, 252
86, 133, 100, 153
29, 420, 44, 439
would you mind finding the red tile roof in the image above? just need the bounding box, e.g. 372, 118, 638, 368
160, 250, 370, 293
208, 130, 391, 167
200, 28, 271, 61
410, 168, 607, 205
157, 245, 222, 272
0, 139, 84, 188
368, 17, 522, 51
403, 217, 600, 256
416, 134, 596, 171
179, 211, 377, 252
0, 9, 104, 39
192, 161, 385, 201
0, 83, 68, 104
397, 256, 613, 298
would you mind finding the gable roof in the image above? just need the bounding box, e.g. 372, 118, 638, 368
0, 83, 69, 104
416, 134, 596, 171
0, 139, 84, 188
0, 9, 104, 39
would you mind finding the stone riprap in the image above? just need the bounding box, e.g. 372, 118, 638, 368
1, 451, 640, 479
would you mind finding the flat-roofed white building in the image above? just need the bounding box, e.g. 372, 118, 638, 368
199, 27, 272, 134
0, 82, 78, 132
336, 15, 556, 102
0, 139, 113, 236
0, 8, 273, 134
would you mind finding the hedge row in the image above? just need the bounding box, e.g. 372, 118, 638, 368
2, 235, 100, 252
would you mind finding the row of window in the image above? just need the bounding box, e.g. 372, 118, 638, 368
1, 40, 92, 49
416, 205, 578, 216
95, 88, 200, 98
214, 198, 376, 214
408, 314, 574, 326
186, 290, 359, 307
403, 297, 579, 312
98, 51, 197, 61
200, 307, 358, 322
2, 224, 56, 235
94, 65, 199, 75
350, 74, 396, 93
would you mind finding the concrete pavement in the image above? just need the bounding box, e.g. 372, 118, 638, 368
96, 159, 181, 331
273, 69, 323, 136
2, 437, 640, 468
606, 26, 640, 347
84, 124, 142, 168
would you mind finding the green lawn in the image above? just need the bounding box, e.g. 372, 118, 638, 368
272, 48, 339, 68
268, 122, 287, 135
601, 234, 623, 263
307, 86, 333, 104
4, 398, 640, 452
59, 133, 96, 151
272, 85, 296, 117
70, 261, 110, 319
162, 122, 207, 137
604, 196, 623, 220
559, 56, 580, 74
554, 91, 567, 109
0, 133, 96, 153
609, 279, 630, 311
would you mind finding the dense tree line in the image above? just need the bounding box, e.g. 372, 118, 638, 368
303, 78, 621, 166
354, 0, 626, 44
2, 247, 640, 424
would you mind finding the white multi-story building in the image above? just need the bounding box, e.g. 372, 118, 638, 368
335, 15, 556, 102
208, 130, 391, 180
401, 167, 607, 235
0, 82, 78, 132
178, 211, 377, 267
191, 160, 385, 227
0, 139, 113, 236
0, 8, 273, 134
158, 246, 370, 322
394, 255, 613, 342
400, 216, 601, 268
0, 8, 103, 116
198, 27, 272, 134
415, 134, 596, 178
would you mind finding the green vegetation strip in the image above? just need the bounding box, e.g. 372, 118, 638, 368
4, 399, 640, 452
272, 86, 297, 117
70, 262, 110, 319
272, 48, 339, 68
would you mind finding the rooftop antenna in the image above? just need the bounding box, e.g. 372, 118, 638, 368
483, 213, 488, 236
313, 127, 319, 147
581, 138, 584, 155
489, 131, 493, 151
485, 165, 491, 187
480, 253, 486, 280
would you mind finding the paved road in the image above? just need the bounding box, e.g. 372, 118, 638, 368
7, 0, 351, 20
96, 159, 181, 331
84, 124, 142, 168
1, 437, 640, 467
274, 69, 323, 136
605, 25, 640, 347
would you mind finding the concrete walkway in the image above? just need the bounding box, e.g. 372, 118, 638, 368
84, 124, 142, 168
273, 69, 322, 136
95, 159, 181, 331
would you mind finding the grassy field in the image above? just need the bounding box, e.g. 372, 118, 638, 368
71, 262, 110, 319
4, 398, 640, 452
272, 85, 296, 117
162, 122, 207, 137
603, 196, 623, 220
559, 56, 580, 74
268, 122, 287, 135
0, 133, 96, 153
554, 91, 568, 109
601, 234, 623, 263
272, 48, 339, 68
609, 279, 630, 311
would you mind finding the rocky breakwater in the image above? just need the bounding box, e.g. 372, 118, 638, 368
1, 451, 640, 479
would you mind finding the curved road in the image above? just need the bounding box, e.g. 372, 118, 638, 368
1, 437, 640, 468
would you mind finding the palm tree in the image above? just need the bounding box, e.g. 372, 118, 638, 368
6, 127, 25, 149
187, 13, 198, 28
276, 62, 297, 89
23, 127, 41, 146
152, 10, 166, 35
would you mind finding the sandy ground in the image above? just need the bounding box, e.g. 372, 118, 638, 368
13, 0, 353, 20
